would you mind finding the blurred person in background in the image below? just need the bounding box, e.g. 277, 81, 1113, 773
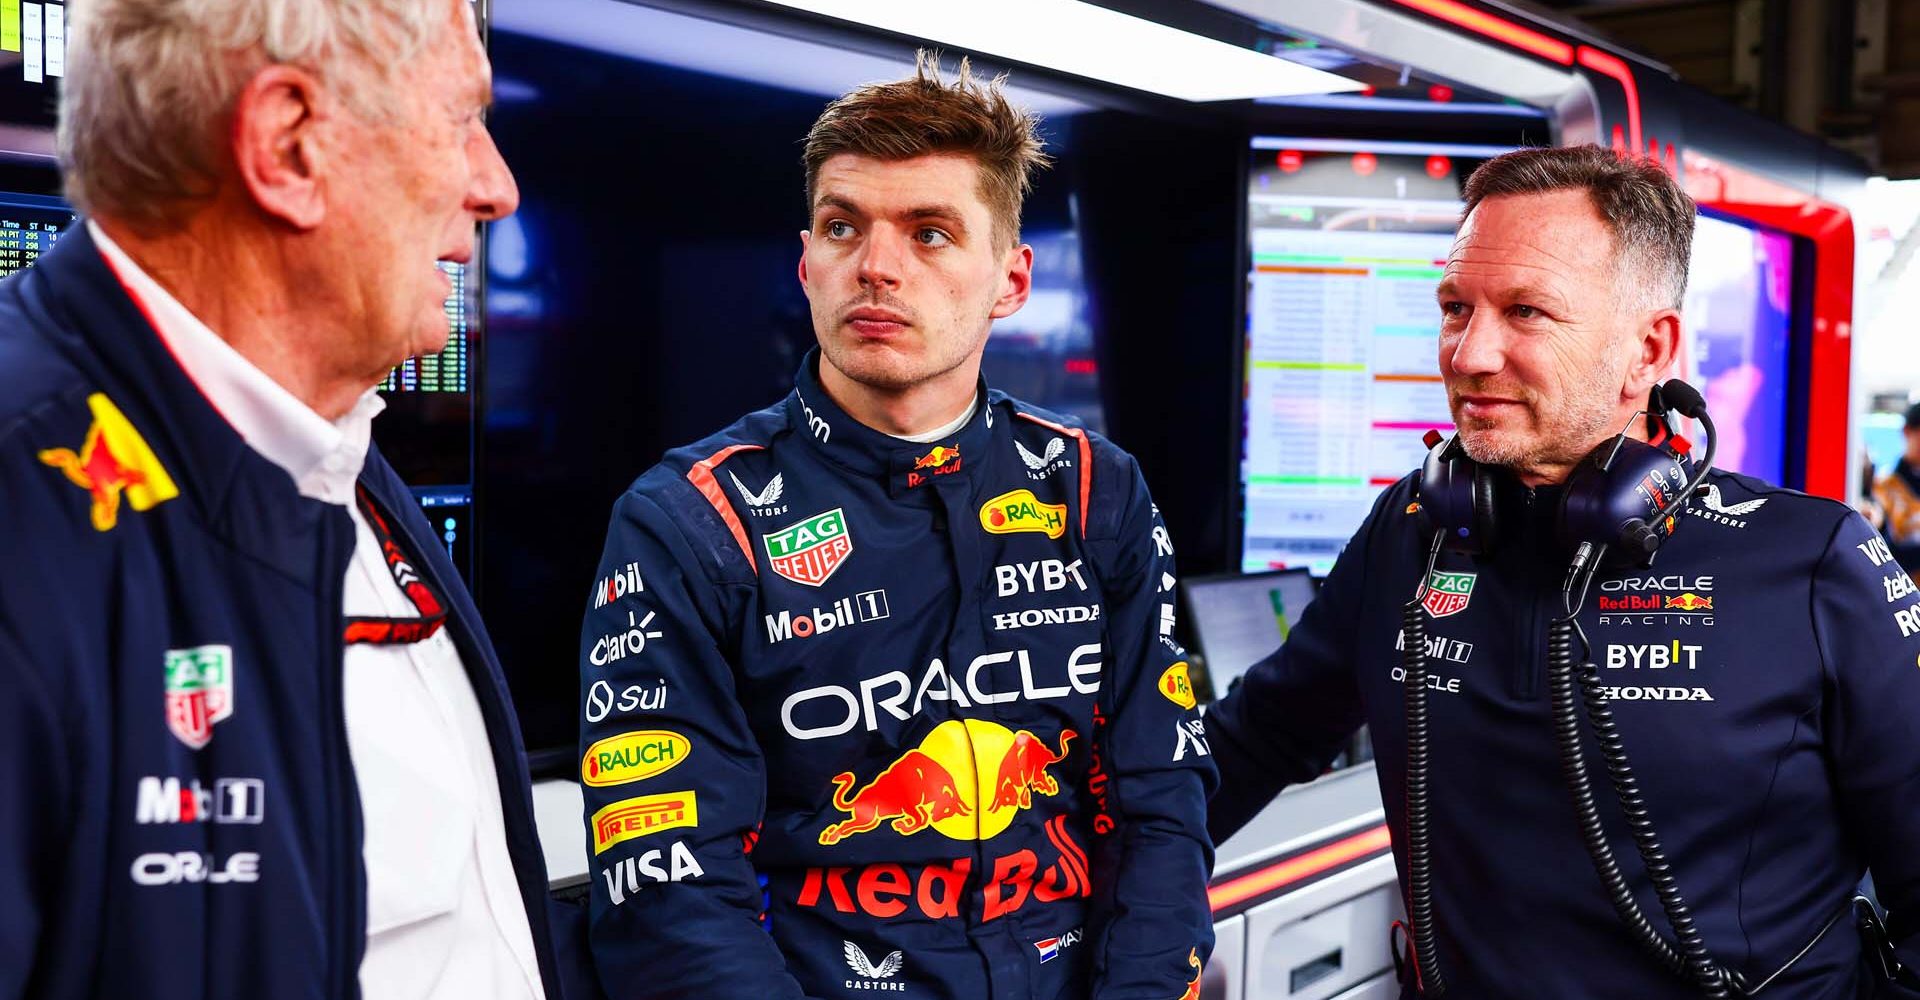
1872, 402, 1920, 573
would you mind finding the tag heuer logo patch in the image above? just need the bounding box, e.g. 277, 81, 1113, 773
164, 645, 234, 750
1422, 571, 1476, 619
764, 508, 853, 587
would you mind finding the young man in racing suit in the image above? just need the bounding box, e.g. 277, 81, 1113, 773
579, 55, 1217, 1000
1207, 145, 1920, 998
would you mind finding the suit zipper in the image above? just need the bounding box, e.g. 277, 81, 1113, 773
1516, 490, 1541, 700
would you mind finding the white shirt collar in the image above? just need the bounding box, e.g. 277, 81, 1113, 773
892, 392, 979, 444
89, 219, 384, 505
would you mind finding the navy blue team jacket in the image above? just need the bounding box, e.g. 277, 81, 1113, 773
579, 352, 1217, 999
1208, 468, 1920, 998
0, 226, 564, 998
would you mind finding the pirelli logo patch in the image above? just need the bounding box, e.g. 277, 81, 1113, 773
592, 790, 698, 854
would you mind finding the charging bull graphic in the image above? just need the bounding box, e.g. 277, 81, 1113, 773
38, 393, 179, 532
820, 719, 1076, 845
907, 444, 962, 488
1178, 948, 1202, 1000
990, 729, 1076, 810
820, 749, 972, 844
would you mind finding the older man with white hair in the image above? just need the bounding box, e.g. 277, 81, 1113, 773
0, 2, 564, 998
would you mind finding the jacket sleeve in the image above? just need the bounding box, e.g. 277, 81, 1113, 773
1203, 487, 1387, 842
1813, 511, 1920, 979
1084, 458, 1219, 999
580, 488, 810, 1000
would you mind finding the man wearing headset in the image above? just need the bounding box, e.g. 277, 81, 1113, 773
1206, 145, 1920, 998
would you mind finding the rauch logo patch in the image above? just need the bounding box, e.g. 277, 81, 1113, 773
979, 489, 1066, 539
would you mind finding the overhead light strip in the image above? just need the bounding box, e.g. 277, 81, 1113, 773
1389, 0, 1575, 65
756, 0, 1364, 102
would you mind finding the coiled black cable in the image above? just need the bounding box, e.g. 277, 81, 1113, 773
1401, 534, 1448, 995
1548, 555, 1736, 997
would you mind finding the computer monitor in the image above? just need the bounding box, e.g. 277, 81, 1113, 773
1182, 567, 1316, 701
0, 190, 72, 278
1239, 137, 1509, 574
1677, 211, 1797, 485
1238, 138, 1803, 576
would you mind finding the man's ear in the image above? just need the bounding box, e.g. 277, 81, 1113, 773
989, 242, 1034, 320
796, 229, 812, 293
231, 65, 328, 230
1625, 306, 1683, 401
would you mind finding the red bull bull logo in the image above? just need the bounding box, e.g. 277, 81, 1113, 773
819, 748, 972, 845
764, 508, 853, 587
907, 444, 962, 488
819, 720, 1075, 845
1665, 592, 1713, 612
989, 730, 1075, 811
38, 393, 179, 532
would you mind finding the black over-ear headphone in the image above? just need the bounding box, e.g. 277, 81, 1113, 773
1414, 380, 1713, 561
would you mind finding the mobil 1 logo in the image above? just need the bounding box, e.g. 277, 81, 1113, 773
765, 590, 890, 645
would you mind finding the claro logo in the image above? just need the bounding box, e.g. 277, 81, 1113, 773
781, 646, 1101, 740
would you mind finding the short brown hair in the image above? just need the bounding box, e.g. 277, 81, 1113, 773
803, 51, 1051, 248
1461, 144, 1696, 309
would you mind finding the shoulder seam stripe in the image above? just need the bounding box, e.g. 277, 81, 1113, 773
1015, 411, 1090, 539
686, 443, 766, 573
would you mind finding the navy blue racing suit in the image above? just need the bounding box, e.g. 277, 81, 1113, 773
1208, 468, 1920, 998
579, 352, 1217, 999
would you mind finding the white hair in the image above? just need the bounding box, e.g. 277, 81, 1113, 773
59, 0, 449, 226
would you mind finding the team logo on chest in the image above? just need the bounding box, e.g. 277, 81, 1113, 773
38, 393, 180, 532
1422, 570, 1476, 619
164, 645, 235, 750
764, 508, 854, 587
728, 471, 789, 518
1016, 437, 1072, 480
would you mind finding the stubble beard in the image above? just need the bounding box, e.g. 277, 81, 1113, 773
1454, 352, 1625, 477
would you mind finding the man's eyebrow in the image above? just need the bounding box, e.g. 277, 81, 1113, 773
1498, 282, 1571, 308
903, 205, 969, 236
813, 194, 865, 217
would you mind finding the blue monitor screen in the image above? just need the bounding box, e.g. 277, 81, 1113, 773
1238, 141, 1799, 577
1678, 212, 1795, 486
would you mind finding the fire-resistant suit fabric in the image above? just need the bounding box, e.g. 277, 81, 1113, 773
578, 352, 1216, 1000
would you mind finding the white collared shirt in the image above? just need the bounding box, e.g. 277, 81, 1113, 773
91, 221, 546, 1000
